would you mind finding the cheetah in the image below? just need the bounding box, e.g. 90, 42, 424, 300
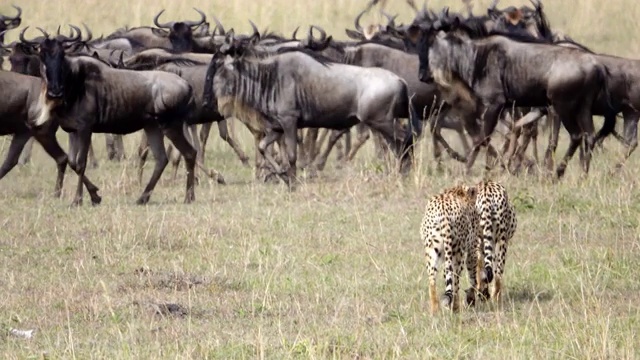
474, 180, 517, 302
420, 184, 480, 314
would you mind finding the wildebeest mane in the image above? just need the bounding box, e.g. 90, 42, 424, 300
223, 57, 283, 117
274, 46, 333, 66
554, 37, 595, 54
486, 30, 549, 44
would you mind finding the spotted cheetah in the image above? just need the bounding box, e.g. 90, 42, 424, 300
421, 184, 480, 314
474, 180, 517, 302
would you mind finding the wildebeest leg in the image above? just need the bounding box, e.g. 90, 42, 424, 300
347, 124, 371, 161
68, 129, 93, 207
217, 120, 250, 166
164, 124, 197, 204
315, 128, 350, 171
197, 122, 213, 165
282, 122, 299, 189
88, 138, 98, 169
340, 130, 352, 162
167, 144, 182, 181
258, 129, 288, 184
554, 107, 587, 179
373, 131, 388, 160
137, 131, 150, 185
431, 112, 467, 164
136, 126, 169, 205
544, 110, 561, 172
114, 135, 125, 160
314, 129, 329, 161
576, 107, 596, 176
18, 137, 35, 165
106, 134, 125, 161
594, 113, 617, 148
482, 105, 506, 171
300, 128, 318, 168
0, 133, 34, 180
614, 110, 639, 169
36, 129, 101, 204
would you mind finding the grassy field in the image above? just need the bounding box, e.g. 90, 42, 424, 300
1, 0, 640, 359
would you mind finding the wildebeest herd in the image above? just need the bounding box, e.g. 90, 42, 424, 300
0, 0, 635, 207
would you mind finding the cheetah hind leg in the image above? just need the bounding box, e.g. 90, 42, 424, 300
476, 256, 491, 302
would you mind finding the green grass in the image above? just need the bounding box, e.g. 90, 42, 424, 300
2, 0, 640, 359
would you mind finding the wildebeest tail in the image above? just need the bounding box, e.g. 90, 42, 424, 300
399, 81, 423, 162
596, 63, 614, 112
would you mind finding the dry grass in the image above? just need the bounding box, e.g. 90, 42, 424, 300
1, 0, 640, 359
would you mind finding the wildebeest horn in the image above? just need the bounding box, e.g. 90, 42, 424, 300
19, 26, 39, 46
184, 7, 207, 28
354, 9, 366, 33
36, 27, 50, 39
1, 5, 22, 22
248, 20, 260, 38
406, 0, 418, 13
60, 24, 82, 43
489, 0, 500, 11
292, 26, 299, 40
309, 25, 327, 41
381, 10, 397, 27
82, 22, 93, 42
117, 51, 125, 68
153, 9, 173, 29
212, 16, 225, 35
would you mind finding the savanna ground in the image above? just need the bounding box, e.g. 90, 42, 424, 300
1, 0, 640, 358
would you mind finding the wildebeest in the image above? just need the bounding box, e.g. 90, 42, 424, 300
33, 35, 199, 205
121, 48, 250, 169
10, 27, 101, 167
411, 19, 611, 177
203, 37, 422, 187
0, 69, 102, 204
94, 8, 211, 54
0, 4, 21, 68
308, 39, 470, 167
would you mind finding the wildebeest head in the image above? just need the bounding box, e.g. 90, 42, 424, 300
36, 28, 81, 99
153, 8, 207, 52
8, 41, 40, 75
404, 17, 447, 83
0, 5, 21, 44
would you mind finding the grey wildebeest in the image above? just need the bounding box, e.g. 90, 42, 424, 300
119, 49, 250, 173
0, 4, 21, 68
33, 35, 199, 205
411, 20, 611, 178
0, 70, 102, 204
94, 8, 210, 54
304, 39, 470, 168
8, 27, 102, 166
202, 41, 422, 187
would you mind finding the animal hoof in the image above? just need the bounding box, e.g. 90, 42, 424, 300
241, 158, 251, 168
136, 195, 150, 205
91, 195, 102, 206
184, 195, 195, 204
216, 175, 226, 185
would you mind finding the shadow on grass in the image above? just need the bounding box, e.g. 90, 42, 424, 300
506, 283, 554, 304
